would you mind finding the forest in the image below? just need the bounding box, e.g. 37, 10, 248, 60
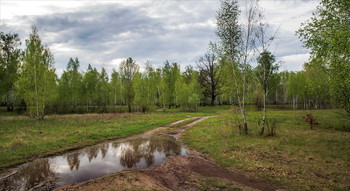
0, 27, 345, 118
0, 0, 349, 190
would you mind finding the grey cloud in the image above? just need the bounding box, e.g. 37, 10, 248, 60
1, 0, 315, 75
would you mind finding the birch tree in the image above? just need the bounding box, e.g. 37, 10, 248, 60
110, 69, 121, 106
120, 57, 139, 113
254, 16, 279, 135
17, 27, 56, 119
98, 67, 109, 112
216, 0, 259, 134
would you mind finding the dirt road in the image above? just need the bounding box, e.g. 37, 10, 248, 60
56, 116, 282, 191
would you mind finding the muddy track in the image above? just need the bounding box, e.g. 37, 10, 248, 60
56, 116, 283, 191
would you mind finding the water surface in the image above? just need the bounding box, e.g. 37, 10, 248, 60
0, 135, 187, 191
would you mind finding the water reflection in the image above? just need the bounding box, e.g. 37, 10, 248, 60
0, 135, 187, 191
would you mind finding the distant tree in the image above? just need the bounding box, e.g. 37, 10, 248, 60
17, 27, 56, 119
134, 62, 156, 113
162, 61, 180, 109
188, 71, 202, 112
287, 72, 301, 109
176, 71, 201, 112
120, 57, 139, 113
134, 72, 148, 113
175, 74, 188, 110
255, 51, 279, 135
58, 57, 83, 113
154, 68, 163, 107
0, 32, 21, 111
297, 0, 350, 114
304, 62, 332, 109
198, 47, 220, 106
98, 67, 109, 112
57, 64, 70, 112
110, 69, 121, 106
183, 65, 194, 85
83, 64, 99, 112
144, 63, 158, 108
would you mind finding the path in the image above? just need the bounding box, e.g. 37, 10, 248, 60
56, 116, 283, 191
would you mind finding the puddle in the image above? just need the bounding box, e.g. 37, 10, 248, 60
0, 135, 187, 191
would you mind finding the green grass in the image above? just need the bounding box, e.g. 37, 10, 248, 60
0, 112, 188, 169
0, 105, 225, 170
183, 109, 350, 191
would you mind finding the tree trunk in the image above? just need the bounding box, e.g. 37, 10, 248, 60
128, 104, 131, 113
211, 94, 215, 106
34, 63, 40, 119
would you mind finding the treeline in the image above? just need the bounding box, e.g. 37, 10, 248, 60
0, 26, 337, 119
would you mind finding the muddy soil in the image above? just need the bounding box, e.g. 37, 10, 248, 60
56, 117, 282, 191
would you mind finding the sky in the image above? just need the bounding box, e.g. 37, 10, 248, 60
0, 0, 320, 77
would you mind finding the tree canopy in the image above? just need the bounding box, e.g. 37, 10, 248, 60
297, 0, 350, 113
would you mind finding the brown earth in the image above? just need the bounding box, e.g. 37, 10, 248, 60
56, 117, 283, 191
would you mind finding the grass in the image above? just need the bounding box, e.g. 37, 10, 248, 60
183, 108, 350, 191
0, 105, 223, 170
0, 112, 189, 170
2, 105, 350, 190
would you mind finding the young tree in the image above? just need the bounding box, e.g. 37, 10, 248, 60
83, 64, 99, 112
17, 27, 56, 119
110, 69, 121, 106
120, 57, 139, 113
255, 51, 279, 135
297, 0, 350, 114
97, 67, 109, 112
162, 61, 180, 109
0, 32, 21, 111
58, 57, 83, 113
216, 0, 259, 134
176, 71, 202, 112
144, 63, 158, 109
134, 72, 149, 113
188, 71, 202, 112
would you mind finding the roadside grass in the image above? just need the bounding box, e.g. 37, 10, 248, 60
183, 109, 350, 191
0, 112, 189, 170
0, 105, 226, 170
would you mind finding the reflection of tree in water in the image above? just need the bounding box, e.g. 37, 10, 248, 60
116, 136, 182, 168
0, 158, 56, 190
67, 152, 80, 171
120, 148, 140, 168
100, 143, 109, 158
86, 147, 99, 162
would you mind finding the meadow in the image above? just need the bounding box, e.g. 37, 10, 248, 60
1, 106, 349, 190
0, 107, 216, 170
183, 108, 350, 190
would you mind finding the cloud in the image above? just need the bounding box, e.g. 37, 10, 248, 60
279, 53, 310, 72
0, 0, 320, 77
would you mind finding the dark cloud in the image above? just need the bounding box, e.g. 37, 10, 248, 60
16, 2, 217, 74
0, 1, 318, 76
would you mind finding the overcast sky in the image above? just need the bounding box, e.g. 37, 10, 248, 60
0, 0, 320, 77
